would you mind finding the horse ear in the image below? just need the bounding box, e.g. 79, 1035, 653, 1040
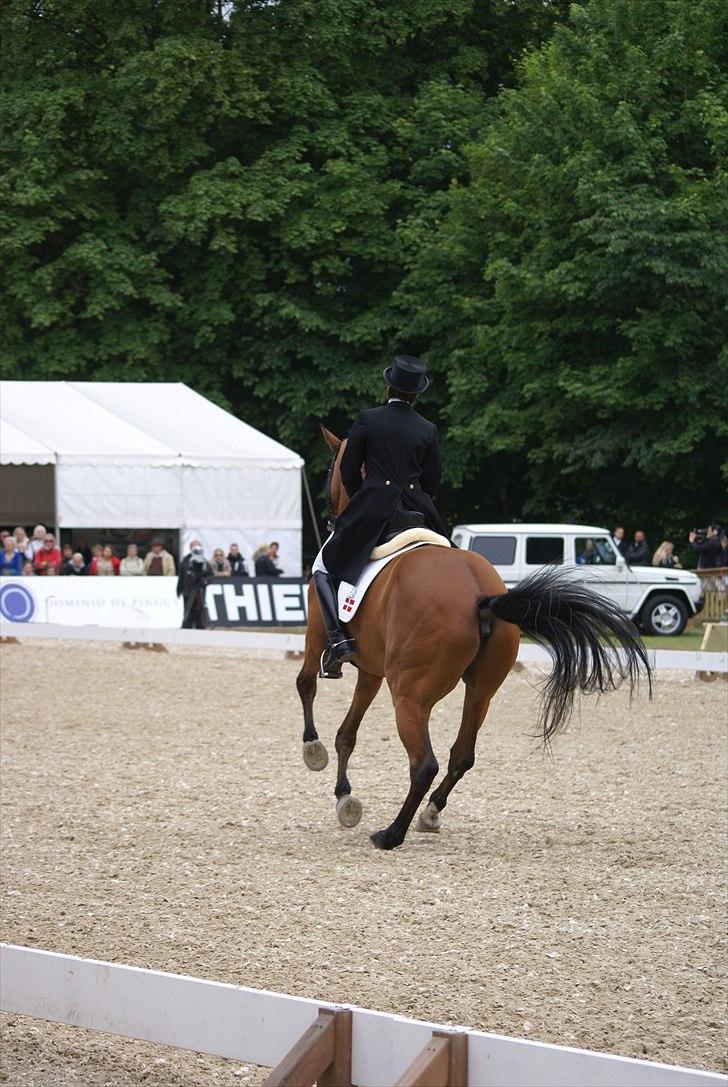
319, 424, 342, 452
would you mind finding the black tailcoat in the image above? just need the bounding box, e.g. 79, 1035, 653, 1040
322, 401, 449, 585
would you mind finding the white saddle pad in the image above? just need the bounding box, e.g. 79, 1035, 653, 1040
311, 528, 451, 622
337, 542, 431, 621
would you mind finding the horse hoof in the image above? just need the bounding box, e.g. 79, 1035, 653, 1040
302, 740, 329, 771
416, 802, 442, 833
370, 828, 402, 850
336, 795, 363, 828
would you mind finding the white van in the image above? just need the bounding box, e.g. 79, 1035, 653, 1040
451, 523, 704, 636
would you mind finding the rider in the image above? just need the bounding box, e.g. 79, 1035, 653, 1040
314, 355, 449, 678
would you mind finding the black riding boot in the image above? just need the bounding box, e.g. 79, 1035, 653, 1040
313, 570, 356, 678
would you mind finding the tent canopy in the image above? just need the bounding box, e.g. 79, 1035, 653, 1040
0, 382, 304, 572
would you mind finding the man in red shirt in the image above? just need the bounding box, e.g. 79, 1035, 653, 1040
34, 532, 62, 575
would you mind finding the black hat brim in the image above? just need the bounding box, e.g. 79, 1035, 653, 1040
383, 366, 429, 393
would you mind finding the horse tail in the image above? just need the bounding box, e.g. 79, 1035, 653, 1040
478, 567, 652, 742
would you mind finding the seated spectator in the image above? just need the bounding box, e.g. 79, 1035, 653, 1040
255, 542, 284, 577
144, 538, 176, 576
652, 541, 681, 569
211, 548, 231, 576
227, 543, 248, 577
91, 544, 120, 576
120, 543, 145, 576
0, 535, 24, 576
626, 531, 650, 566
34, 532, 62, 575
0, 530, 8, 545
60, 543, 74, 565
689, 525, 723, 569
577, 539, 599, 565
22, 560, 35, 576
45, 564, 58, 576
61, 552, 87, 576
29, 525, 47, 558
13, 527, 33, 561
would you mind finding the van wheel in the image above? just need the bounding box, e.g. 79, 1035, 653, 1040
641, 595, 688, 636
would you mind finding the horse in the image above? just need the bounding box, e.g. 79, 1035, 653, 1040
296, 427, 652, 850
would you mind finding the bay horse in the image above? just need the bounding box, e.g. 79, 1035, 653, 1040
296, 427, 651, 850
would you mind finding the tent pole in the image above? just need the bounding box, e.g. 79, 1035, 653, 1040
302, 466, 322, 553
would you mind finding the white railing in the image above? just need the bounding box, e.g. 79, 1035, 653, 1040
1, 945, 723, 1087
2, 621, 726, 673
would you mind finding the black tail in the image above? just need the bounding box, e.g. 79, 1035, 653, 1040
479, 567, 653, 742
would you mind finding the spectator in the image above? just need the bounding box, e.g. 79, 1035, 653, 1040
13, 527, 33, 561
29, 525, 47, 558
652, 541, 681, 569
718, 531, 728, 568
0, 536, 24, 576
120, 543, 145, 576
227, 543, 248, 577
0, 530, 8, 544
144, 538, 176, 577
87, 544, 103, 574
611, 527, 628, 557
689, 525, 723, 570
34, 532, 62, 575
60, 543, 74, 565
22, 560, 35, 576
76, 536, 93, 564
177, 541, 212, 629
91, 544, 120, 576
211, 548, 231, 576
61, 552, 87, 576
45, 564, 58, 576
625, 531, 650, 566
577, 539, 599, 565
255, 542, 284, 577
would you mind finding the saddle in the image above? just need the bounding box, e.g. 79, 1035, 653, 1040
378, 506, 426, 545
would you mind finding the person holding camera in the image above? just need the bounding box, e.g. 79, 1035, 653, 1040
689, 524, 724, 569
177, 540, 213, 629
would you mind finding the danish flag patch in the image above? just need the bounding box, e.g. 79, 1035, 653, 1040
343, 595, 356, 613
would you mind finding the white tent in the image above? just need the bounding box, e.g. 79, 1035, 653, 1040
0, 381, 304, 573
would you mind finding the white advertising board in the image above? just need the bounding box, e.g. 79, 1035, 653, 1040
0, 577, 310, 629
0, 577, 182, 628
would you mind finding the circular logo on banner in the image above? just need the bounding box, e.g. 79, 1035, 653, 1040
0, 581, 36, 623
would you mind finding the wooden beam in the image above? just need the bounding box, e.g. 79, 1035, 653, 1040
394, 1030, 468, 1087
263, 1008, 352, 1087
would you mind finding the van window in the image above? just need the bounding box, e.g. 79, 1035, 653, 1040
451, 532, 465, 548
575, 537, 617, 565
471, 535, 517, 565
525, 537, 564, 565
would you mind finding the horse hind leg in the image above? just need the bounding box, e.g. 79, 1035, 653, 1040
334, 670, 382, 828
418, 684, 491, 832
371, 694, 438, 850
419, 618, 518, 832
297, 585, 329, 771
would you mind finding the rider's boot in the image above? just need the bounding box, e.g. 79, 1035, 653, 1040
313, 570, 356, 679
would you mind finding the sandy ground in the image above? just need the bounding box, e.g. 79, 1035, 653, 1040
0, 641, 726, 1085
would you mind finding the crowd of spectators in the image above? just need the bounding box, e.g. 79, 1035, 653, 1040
0, 526, 288, 580
606, 525, 728, 569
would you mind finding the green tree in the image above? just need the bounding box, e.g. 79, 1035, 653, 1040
401, 0, 728, 536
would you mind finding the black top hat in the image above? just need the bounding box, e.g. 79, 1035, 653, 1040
383, 355, 429, 393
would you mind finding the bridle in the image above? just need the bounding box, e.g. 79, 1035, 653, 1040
324, 448, 339, 533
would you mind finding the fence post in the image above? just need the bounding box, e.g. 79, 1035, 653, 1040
394, 1029, 468, 1087
263, 1007, 352, 1087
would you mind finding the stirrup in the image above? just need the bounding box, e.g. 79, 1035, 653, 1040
319, 638, 355, 679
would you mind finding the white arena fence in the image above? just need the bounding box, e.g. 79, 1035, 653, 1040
1, 620, 726, 674
1, 945, 724, 1087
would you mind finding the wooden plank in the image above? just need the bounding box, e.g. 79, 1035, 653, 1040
319, 1008, 352, 1087
394, 1034, 450, 1087
0, 945, 724, 1087
264, 1010, 335, 1087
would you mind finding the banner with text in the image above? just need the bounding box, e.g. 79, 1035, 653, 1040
0, 577, 308, 629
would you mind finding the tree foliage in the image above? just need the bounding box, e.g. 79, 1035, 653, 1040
1, 0, 725, 548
